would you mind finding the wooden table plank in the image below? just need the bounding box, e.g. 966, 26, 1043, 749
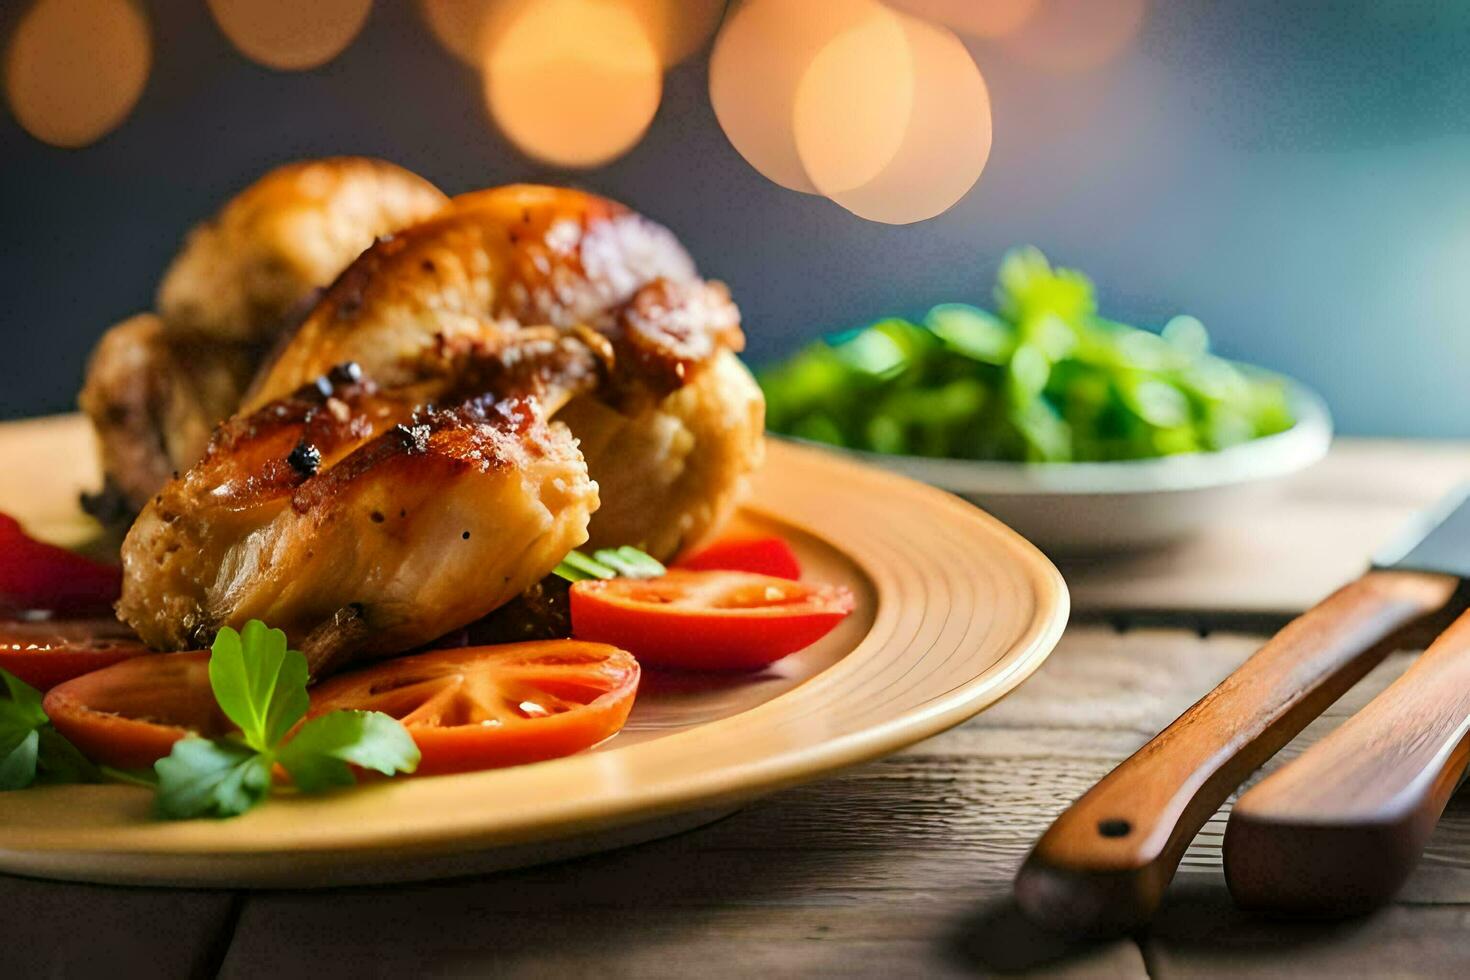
0, 878, 237, 978
1064, 438, 1470, 618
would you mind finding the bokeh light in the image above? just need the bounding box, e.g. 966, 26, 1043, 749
622, 0, 727, 67
419, 0, 496, 65
882, 0, 1039, 39
422, 0, 721, 69
811, 16, 992, 223
791, 9, 914, 196
710, 0, 890, 194
483, 0, 663, 168
4, 0, 151, 148
207, 0, 372, 72
1006, 0, 1148, 73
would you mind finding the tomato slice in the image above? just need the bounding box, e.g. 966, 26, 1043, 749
571, 569, 854, 671
675, 535, 802, 580
0, 617, 150, 689
307, 641, 640, 775
43, 651, 228, 769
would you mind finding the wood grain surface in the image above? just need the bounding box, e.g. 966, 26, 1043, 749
5, 439, 1470, 977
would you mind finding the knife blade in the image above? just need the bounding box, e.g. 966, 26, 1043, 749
1224, 489, 1470, 915
1013, 491, 1467, 936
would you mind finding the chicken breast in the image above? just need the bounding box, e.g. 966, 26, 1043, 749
118, 349, 600, 675
244, 184, 704, 407
157, 157, 448, 345
245, 184, 763, 559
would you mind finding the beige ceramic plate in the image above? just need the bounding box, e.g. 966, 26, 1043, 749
0, 415, 1068, 888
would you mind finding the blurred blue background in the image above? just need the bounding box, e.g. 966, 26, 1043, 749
2, 0, 1468, 434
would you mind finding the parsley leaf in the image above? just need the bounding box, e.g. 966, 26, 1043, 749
0, 667, 98, 790
208, 621, 309, 751
154, 620, 419, 820
277, 710, 420, 792
0, 729, 38, 791
155, 738, 272, 820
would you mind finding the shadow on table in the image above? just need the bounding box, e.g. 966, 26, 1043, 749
943, 878, 1383, 976
944, 898, 1121, 974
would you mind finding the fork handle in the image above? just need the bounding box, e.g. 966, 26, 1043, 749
1225, 605, 1470, 915
1014, 569, 1456, 936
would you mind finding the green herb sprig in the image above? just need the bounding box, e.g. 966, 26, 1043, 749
0, 668, 98, 789
154, 620, 419, 819
553, 546, 665, 583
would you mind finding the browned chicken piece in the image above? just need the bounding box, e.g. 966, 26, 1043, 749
244, 184, 708, 404
118, 350, 600, 676
246, 184, 764, 559
77, 314, 256, 515
80, 158, 449, 517
157, 157, 448, 345
561, 349, 765, 558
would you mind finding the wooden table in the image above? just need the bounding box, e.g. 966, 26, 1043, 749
6, 438, 1470, 978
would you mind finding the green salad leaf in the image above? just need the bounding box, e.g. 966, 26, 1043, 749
759, 247, 1296, 463
154, 622, 419, 820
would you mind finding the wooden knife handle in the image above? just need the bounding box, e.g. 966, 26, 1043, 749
1014, 569, 1455, 936
1225, 605, 1470, 916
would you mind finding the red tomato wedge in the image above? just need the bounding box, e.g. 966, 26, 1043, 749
675, 535, 802, 580
571, 570, 855, 671
0, 617, 151, 689
307, 641, 640, 776
0, 513, 122, 615
43, 651, 228, 769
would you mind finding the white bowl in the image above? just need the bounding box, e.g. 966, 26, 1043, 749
784, 380, 1333, 555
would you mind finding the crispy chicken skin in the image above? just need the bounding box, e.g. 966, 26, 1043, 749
78, 314, 257, 514
81, 158, 448, 516
157, 157, 448, 345
118, 361, 597, 675
247, 184, 763, 558
244, 184, 709, 406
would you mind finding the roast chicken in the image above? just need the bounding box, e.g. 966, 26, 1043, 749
118, 344, 602, 675
97, 167, 765, 672
80, 158, 449, 513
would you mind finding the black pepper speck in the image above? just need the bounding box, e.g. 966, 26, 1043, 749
287, 440, 322, 477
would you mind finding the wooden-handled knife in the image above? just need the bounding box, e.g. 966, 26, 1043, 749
1225, 492, 1470, 916
1013, 492, 1470, 936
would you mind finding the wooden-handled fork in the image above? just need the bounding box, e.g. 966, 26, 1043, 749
1014, 489, 1470, 935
